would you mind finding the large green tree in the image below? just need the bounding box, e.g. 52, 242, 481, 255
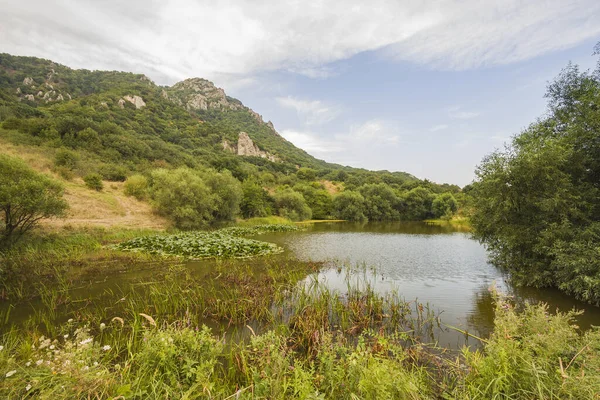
471, 48, 600, 304
0, 154, 68, 247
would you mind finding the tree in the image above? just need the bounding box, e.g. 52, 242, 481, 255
273, 189, 312, 221
358, 183, 401, 221
202, 169, 243, 222
150, 168, 215, 229
0, 155, 68, 247
471, 49, 600, 304
402, 187, 435, 220
333, 191, 367, 222
241, 181, 271, 218
124, 174, 149, 200
432, 193, 458, 219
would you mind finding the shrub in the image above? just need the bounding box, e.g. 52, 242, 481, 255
273, 189, 312, 221
333, 190, 367, 221
54, 148, 79, 170
83, 173, 104, 191
123, 174, 148, 200
0, 154, 68, 247
99, 164, 128, 182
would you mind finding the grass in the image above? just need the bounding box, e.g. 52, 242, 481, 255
1, 223, 599, 398
1, 276, 598, 399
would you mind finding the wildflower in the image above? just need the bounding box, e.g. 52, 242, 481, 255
5, 370, 16, 377
79, 338, 93, 346
0, 345, 3, 351
25, 362, 31, 367
82, 366, 89, 371
49, 345, 55, 350
36, 360, 44, 366
102, 345, 111, 351
26, 384, 32, 391
63, 334, 69, 339
93, 362, 98, 366
67, 318, 73, 323
100, 323, 106, 330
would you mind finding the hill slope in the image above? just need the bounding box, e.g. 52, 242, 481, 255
0, 53, 413, 178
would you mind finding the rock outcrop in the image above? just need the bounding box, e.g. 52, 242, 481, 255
223, 132, 279, 162
123, 95, 146, 109
23, 77, 34, 86
165, 78, 243, 112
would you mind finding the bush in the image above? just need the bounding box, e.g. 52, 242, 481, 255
83, 173, 103, 191
432, 193, 458, 219
0, 154, 68, 246
99, 164, 128, 182
54, 148, 79, 170
123, 174, 149, 200
333, 190, 367, 221
273, 189, 312, 221
150, 168, 214, 229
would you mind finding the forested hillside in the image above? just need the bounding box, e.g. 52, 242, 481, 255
0, 53, 463, 233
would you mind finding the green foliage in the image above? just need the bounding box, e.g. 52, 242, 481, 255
150, 168, 214, 230
201, 169, 242, 222
432, 193, 458, 219
333, 190, 367, 221
358, 183, 401, 221
83, 173, 104, 191
402, 187, 435, 221
293, 182, 333, 219
296, 167, 317, 181
53, 148, 79, 170
460, 298, 600, 399
273, 189, 312, 221
471, 52, 600, 303
0, 154, 68, 247
123, 174, 149, 200
114, 226, 289, 258
240, 181, 272, 218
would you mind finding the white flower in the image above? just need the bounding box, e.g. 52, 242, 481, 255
93, 362, 98, 367
63, 334, 69, 339
0, 345, 4, 351
99, 323, 106, 330
5, 370, 16, 377
25, 384, 32, 391
49, 345, 55, 350
79, 338, 93, 346
82, 366, 89, 371
67, 318, 73, 323
102, 345, 111, 351
36, 360, 44, 366
25, 362, 31, 367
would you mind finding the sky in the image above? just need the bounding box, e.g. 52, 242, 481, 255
1, 1, 599, 186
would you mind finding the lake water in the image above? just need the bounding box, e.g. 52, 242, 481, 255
259, 222, 600, 348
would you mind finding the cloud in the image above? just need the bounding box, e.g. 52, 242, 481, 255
276, 96, 341, 125
1, 0, 598, 87
446, 106, 480, 120
279, 129, 344, 154
342, 120, 400, 144
430, 124, 449, 132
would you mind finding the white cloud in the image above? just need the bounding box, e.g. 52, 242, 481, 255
276, 96, 341, 125
446, 106, 480, 120
341, 120, 400, 144
280, 129, 343, 154
430, 124, 449, 132
1, 0, 598, 87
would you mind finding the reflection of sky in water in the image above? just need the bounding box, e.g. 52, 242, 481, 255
263, 224, 600, 348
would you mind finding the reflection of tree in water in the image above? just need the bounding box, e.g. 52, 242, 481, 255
466, 286, 497, 339
309, 221, 470, 235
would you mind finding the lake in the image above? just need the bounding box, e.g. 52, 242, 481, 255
258, 221, 600, 348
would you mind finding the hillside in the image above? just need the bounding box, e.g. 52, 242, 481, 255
0, 53, 463, 230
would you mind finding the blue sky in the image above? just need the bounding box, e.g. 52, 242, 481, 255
2, 0, 599, 185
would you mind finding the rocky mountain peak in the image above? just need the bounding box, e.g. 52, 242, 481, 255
165, 78, 242, 112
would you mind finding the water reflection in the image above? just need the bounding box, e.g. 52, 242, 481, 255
262, 221, 600, 346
